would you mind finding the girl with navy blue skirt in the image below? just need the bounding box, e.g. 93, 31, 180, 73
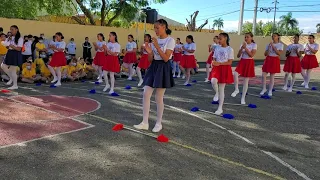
134, 19, 175, 133
1, 25, 24, 90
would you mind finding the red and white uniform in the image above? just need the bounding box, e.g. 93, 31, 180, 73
102, 42, 120, 73
181, 42, 196, 68
262, 43, 283, 73
235, 43, 257, 77
206, 43, 219, 65
123, 41, 137, 63
283, 43, 303, 73
173, 44, 183, 62
49, 41, 67, 67
93, 41, 107, 66
209, 46, 234, 83
301, 43, 319, 69
138, 43, 151, 69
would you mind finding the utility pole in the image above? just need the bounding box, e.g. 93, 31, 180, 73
237, 0, 245, 35
252, 0, 258, 35
272, 0, 279, 33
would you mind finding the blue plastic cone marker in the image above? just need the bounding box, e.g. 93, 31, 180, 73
111, 92, 119, 96
192, 80, 197, 83
125, 85, 131, 90
81, 80, 86, 83
173, 76, 177, 79
248, 104, 257, 108
190, 107, 199, 112
311, 87, 317, 91
223, 114, 234, 120
35, 83, 42, 86
260, 95, 271, 99
89, 89, 96, 94
50, 84, 56, 88
272, 88, 276, 92
296, 91, 302, 94
186, 84, 192, 87
211, 101, 219, 104
131, 79, 136, 81
95, 81, 100, 85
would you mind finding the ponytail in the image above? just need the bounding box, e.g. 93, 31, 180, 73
11, 25, 20, 45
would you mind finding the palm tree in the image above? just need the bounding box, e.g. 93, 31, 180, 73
317, 23, 320, 33
213, 18, 224, 30
278, 12, 299, 35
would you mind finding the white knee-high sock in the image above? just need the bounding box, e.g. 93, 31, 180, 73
110, 72, 115, 91
185, 68, 191, 83
1, 63, 10, 78
172, 62, 177, 76
129, 63, 134, 78
136, 67, 142, 81
233, 72, 239, 91
56, 67, 62, 83
155, 88, 166, 125
103, 71, 109, 85
9, 66, 17, 87
48, 65, 57, 78
206, 64, 210, 79
290, 73, 296, 88
306, 69, 312, 86
269, 73, 275, 92
98, 66, 103, 79
301, 69, 306, 82
262, 72, 267, 91
180, 66, 185, 76
217, 83, 226, 111
283, 73, 289, 87
142, 86, 154, 124
241, 78, 249, 103
177, 63, 181, 76
211, 78, 219, 97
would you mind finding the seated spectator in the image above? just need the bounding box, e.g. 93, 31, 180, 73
21, 60, 41, 83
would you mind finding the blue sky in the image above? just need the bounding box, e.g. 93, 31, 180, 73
150, 0, 320, 33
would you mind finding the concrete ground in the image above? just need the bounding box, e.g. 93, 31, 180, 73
0, 64, 320, 180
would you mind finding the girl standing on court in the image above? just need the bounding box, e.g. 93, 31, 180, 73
231, 32, 257, 104
1, 25, 23, 90
123, 34, 137, 80
209, 33, 234, 115
172, 38, 183, 78
102, 32, 121, 94
301, 35, 319, 89
93, 33, 107, 83
205, 36, 219, 82
260, 33, 283, 96
134, 19, 175, 133
283, 34, 303, 92
47, 32, 67, 87
180, 35, 196, 85
137, 34, 152, 87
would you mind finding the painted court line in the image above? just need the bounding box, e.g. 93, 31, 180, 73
19, 84, 312, 180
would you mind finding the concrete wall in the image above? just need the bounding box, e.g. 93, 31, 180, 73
1, 18, 319, 62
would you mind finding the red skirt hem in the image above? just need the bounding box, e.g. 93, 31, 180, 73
262, 56, 280, 73
301, 55, 319, 69
235, 58, 255, 77
209, 65, 234, 84
49, 52, 66, 67
181, 55, 196, 68
93, 52, 106, 66
206, 51, 213, 65
102, 55, 120, 73
138, 54, 150, 69
173, 53, 182, 62
123, 52, 137, 64
283, 56, 301, 73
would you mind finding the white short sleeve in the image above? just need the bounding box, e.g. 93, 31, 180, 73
265, 44, 270, 51
314, 44, 319, 50
132, 42, 137, 49
190, 43, 196, 50
17, 38, 24, 47
60, 42, 66, 49
114, 43, 120, 53
166, 38, 175, 50
228, 47, 234, 60
252, 43, 257, 50
277, 43, 284, 51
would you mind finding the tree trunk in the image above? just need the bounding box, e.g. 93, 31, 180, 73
106, 1, 126, 26
191, 11, 199, 31
100, 0, 107, 26
71, 16, 85, 25
75, 0, 95, 25
197, 19, 208, 32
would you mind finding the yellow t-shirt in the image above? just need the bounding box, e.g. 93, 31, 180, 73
22, 62, 36, 69
76, 63, 84, 71
34, 58, 45, 67
84, 64, 94, 73
0, 41, 8, 55
22, 68, 36, 78
36, 43, 46, 51
16, 67, 20, 73
40, 65, 51, 77
67, 65, 76, 75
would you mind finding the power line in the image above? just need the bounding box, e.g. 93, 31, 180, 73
196, 10, 240, 22
245, 10, 320, 12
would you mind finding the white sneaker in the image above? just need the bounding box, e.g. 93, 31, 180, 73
98, 79, 103, 83
282, 85, 288, 91
214, 109, 223, 115
51, 76, 58, 83
6, 79, 12, 85
127, 77, 132, 81
260, 89, 267, 95
103, 84, 110, 92
183, 82, 188, 85
241, 99, 246, 105
268, 91, 272, 97
54, 82, 61, 86
204, 78, 209, 83
301, 82, 305, 86
231, 90, 239, 97
304, 84, 309, 89
97, 75, 100, 80
108, 89, 114, 95
213, 94, 219, 102
182, 75, 185, 79
138, 80, 143, 87
133, 122, 149, 130
8, 86, 18, 90
152, 124, 163, 133
177, 74, 181, 78
172, 74, 176, 77
288, 87, 293, 92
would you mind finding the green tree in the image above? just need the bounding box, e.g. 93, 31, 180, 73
242, 21, 253, 34
262, 22, 274, 36
317, 23, 320, 33
213, 18, 224, 30
278, 12, 299, 35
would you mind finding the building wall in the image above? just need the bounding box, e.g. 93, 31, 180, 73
1, 18, 319, 62
157, 15, 185, 27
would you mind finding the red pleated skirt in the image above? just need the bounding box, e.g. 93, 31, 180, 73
102, 55, 120, 73
181, 55, 197, 68
173, 53, 182, 62
209, 65, 234, 84
206, 51, 214, 65
235, 58, 255, 77
138, 54, 150, 69
283, 56, 301, 73
123, 52, 137, 64
49, 52, 66, 67
262, 56, 280, 73
93, 52, 106, 66
301, 55, 319, 69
